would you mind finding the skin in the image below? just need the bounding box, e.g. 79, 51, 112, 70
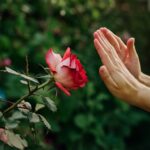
100, 27, 150, 87
93, 28, 150, 111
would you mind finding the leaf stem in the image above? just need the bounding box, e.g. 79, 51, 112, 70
25, 55, 31, 93
0, 98, 14, 105
3, 78, 54, 115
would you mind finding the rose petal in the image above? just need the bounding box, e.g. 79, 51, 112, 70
70, 55, 77, 69
55, 66, 75, 87
60, 54, 77, 69
62, 47, 71, 61
59, 57, 70, 67
46, 49, 62, 72
55, 82, 71, 96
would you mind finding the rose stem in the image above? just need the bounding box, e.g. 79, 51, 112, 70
3, 78, 54, 115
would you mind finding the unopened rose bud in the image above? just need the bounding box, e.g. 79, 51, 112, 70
0, 58, 12, 67
3, 58, 12, 66
17, 100, 32, 114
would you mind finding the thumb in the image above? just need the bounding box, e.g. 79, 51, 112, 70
99, 65, 118, 89
127, 38, 138, 58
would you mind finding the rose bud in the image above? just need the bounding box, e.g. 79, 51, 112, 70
46, 47, 88, 96
3, 58, 12, 66
0, 58, 12, 67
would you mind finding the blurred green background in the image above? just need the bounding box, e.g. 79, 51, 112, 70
0, 0, 150, 149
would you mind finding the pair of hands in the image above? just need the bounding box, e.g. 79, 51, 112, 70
94, 28, 150, 111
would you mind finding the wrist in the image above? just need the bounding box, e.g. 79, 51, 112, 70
138, 72, 150, 87
137, 84, 150, 111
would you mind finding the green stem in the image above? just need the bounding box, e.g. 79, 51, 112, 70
3, 78, 54, 115
0, 98, 14, 105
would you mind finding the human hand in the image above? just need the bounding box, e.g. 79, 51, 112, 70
100, 28, 150, 87
93, 29, 143, 108
100, 27, 141, 79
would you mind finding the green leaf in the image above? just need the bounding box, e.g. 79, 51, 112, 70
20, 74, 39, 83
39, 115, 51, 130
43, 97, 57, 112
9, 111, 27, 120
5, 122, 19, 129
74, 114, 90, 129
5, 67, 39, 84
5, 67, 20, 75
20, 80, 28, 85
6, 130, 28, 150
35, 103, 45, 112
28, 112, 40, 123
36, 75, 51, 79
0, 111, 5, 125
0, 111, 3, 118
0, 144, 5, 150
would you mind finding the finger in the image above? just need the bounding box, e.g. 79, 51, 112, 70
112, 31, 127, 50
94, 30, 109, 49
96, 30, 126, 68
94, 39, 115, 73
127, 38, 138, 58
100, 28, 120, 53
94, 31, 112, 57
95, 30, 118, 64
97, 30, 113, 52
102, 28, 127, 54
97, 29, 120, 58
112, 32, 128, 61
99, 65, 118, 89
101, 28, 128, 61
94, 31, 126, 72
95, 36, 137, 87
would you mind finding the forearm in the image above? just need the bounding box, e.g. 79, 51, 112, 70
139, 72, 150, 87
137, 84, 150, 112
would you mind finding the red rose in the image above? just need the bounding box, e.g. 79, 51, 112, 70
46, 47, 88, 96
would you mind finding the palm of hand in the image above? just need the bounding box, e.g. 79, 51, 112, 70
119, 38, 141, 79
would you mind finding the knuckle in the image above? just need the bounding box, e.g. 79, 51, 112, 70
107, 49, 111, 54
106, 48, 113, 57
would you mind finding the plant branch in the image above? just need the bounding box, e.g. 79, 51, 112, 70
25, 55, 31, 93
0, 98, 14, 105
3, 78, 54, 115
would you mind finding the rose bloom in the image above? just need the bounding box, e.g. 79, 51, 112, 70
46, 47, 88, 96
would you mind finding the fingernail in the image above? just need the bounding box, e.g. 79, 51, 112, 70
100, 67, 104, 74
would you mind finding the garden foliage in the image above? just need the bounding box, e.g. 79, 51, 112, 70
0, 0, 150, 149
